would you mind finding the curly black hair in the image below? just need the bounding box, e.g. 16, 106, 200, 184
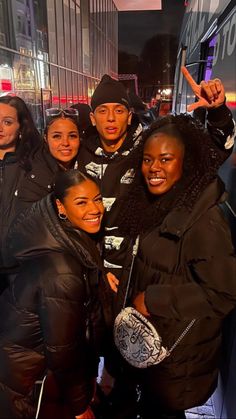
117, 113, 223, 237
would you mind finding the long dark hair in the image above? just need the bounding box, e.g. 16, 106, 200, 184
118, 114, 223, 237
53, 169, 112, 319
0, 96, 42, 169
54, 169, 98, 203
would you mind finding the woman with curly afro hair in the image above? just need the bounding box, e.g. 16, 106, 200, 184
111, 114, 236, 419
116, 114, 233, 237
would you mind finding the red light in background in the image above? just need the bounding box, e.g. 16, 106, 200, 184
227, 101, 236, 109
0, 79, 12, 91
52, 95, 89, 105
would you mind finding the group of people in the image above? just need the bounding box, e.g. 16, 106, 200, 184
0, 67, 235, 419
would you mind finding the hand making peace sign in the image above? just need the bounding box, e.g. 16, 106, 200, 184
181, 66, 226, 112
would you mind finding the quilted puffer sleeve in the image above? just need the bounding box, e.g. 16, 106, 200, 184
144, 209, 236, 321
38, 266, 95, 416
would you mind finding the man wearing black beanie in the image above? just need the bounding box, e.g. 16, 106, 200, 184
77, 74, 144, 418
90, 74, 130, 112
89, 74, 134, 154
78, 74, 144, 277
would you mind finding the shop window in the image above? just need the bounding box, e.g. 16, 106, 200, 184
27, 19, 31, 37
0, 33, 6, 46
17, 14, 26, 35
64, 0, 71, 69
81, 0, 90, 73
55, 0, 65, 67
47, 0, 57, 63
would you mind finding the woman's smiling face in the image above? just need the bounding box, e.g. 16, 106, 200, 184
142, 133, 185, 195
56, 179, 104, 233
45, 118, 80, 168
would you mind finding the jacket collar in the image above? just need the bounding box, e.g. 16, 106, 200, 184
8, 194, 99, 269
39, 194, 99, 268
82, 119, 142, 157
0, 151, 18, 164
159, 177, 226, 238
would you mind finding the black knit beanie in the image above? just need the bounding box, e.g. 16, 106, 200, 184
91, 74, 130, 111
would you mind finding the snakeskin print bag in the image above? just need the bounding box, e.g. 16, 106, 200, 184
113, 236, 195, 368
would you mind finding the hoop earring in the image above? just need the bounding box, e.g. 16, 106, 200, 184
58, 213, 67, 221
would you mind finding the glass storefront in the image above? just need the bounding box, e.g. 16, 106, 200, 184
0, 0, 118, 130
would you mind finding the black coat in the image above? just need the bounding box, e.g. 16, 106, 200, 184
77, 118, 143, 277
79, 105, 235, 278
15, 146, 60, 210
2, 146, 80, 279
129, 178, 236, 410
0, 152, 25, 273
0, 195, 104, 419
0, 147, 59, 276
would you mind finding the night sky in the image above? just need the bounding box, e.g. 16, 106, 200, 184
118, 0, 186, 57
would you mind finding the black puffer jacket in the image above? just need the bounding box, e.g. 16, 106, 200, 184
0, 194, 104, 419
129, 178, 236, 410
0, 152, 25, 273
77, 118, 143, 277
78, 105, 235, 278
15, 145, 62, 211
1, 146, 80, 276
0, 147, 59, 274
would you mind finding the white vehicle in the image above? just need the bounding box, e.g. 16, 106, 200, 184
173, 2, 236, 418
173, 0, 236, 119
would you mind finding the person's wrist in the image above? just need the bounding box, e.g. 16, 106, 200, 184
207, 101, 231, 124
210, 100, 225, 109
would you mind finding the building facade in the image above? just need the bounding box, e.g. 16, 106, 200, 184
0, 0, 118, 128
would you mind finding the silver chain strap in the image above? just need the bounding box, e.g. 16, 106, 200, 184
122, 236, 140, 309
169, 319, 196, 354
35, 375, 46, 419
123, 235, 196, 355
225, 201, 236, 218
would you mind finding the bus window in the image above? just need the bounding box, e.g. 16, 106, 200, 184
203, 34, 217, 81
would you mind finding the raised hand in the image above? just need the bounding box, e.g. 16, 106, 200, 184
181, 66, 225, 112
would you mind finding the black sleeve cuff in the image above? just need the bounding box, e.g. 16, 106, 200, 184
207, 103, 232, 127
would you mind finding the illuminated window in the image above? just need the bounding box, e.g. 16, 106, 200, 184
203, 35, 217, 81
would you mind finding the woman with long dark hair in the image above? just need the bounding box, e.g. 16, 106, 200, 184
1, 108, 83, 287
0, 95, 41, 167
15, 108, 81, 207
0, 170, 109, 419
0, 95, 42, 292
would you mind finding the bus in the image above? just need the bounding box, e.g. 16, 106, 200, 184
173, 2, 236, 418
173, 0, 235, 118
